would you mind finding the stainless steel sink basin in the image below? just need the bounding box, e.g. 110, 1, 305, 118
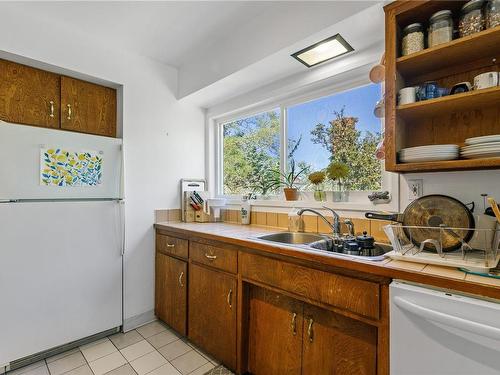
254, 231, 392, 262
256, 232, 328, 245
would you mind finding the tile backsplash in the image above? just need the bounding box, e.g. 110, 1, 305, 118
220, 209, 392, 243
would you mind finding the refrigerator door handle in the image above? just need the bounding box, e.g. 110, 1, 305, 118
394, 296, 500, 341
119, 200, 125, 256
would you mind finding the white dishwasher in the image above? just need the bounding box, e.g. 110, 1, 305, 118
390, 281, 500, 375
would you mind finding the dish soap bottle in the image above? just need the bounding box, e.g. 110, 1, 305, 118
241, 196, 251, 225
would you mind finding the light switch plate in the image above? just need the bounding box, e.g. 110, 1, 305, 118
407, 179, 423, 200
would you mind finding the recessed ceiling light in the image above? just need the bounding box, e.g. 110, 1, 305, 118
291, 34, 354, 68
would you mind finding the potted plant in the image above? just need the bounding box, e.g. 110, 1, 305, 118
308, 171, 326, 201
326, 161, 350, 202
274, 159, 307, 201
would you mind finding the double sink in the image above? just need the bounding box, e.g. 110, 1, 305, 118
255, 232, 391, 261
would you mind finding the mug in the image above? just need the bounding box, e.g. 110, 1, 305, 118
474, 72, 499, 90
398, 87, 416, 105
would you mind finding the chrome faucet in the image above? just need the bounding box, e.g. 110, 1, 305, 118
344, 219, 355, 237
296, 206, 341, 237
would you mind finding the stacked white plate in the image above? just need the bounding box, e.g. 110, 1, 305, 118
399, 144, 459, 163
461, 135, 500, 159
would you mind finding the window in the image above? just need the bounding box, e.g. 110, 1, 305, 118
287, 84, 382, 191
221, 109, 280, 196
217, 83, 383, 197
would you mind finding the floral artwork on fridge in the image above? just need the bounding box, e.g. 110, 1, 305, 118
40, 148, 103, 187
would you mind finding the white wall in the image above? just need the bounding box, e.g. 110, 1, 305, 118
0, 3, 205, 327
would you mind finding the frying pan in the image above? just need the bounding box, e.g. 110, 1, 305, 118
366, 194, 475, 252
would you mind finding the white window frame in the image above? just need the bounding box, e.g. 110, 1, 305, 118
212, 79, 399, 212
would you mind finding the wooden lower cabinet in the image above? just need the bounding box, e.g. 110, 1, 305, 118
302, 304, 377, 375
248, 287, 377, 375
155, 253, 187, 335
248, 288, 303, 375
188, 263, 237, 369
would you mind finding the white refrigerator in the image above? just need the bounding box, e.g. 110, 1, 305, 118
0, 121, 124, 369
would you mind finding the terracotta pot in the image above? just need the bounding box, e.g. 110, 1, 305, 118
283, 188, 300, 201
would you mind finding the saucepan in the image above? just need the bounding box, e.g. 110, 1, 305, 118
366, 194, 475, 252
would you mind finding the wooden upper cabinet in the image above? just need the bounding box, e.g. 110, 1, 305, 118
155, 253, 187, 335
0, 59, 60, 128
248, 287, 303, 375
302, 304, 377, 375
61, 76, 116, 137
188, 264, 237, 370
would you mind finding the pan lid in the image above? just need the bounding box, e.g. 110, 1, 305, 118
403, 195, 474, 251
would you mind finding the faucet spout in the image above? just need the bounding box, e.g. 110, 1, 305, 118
296, 206, 341, 237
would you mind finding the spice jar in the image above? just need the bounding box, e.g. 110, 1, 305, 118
459, 0, 485, 37
428, 10, 453, 47
402, 23, 424, 56
486, 0, 500, 28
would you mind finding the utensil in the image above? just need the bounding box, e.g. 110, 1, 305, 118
366, 194, 475, 252
369, 53, 385, 84
487, 197, 500, 223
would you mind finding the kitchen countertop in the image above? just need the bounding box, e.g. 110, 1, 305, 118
155, 221, 500, 300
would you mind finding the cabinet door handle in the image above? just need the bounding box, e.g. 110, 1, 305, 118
49, 101, 55, 118
66, 104, 72, 120
205, 253, 217, 261
178, 271, 184, 287
166, 243, 175, 248
291, 312, 297, 336
227, 289, 233, 308
307, 318, 314, 343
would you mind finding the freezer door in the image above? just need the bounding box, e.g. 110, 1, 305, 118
390, 281, 500, 375
0, 201, 123, 365
0, 121, 122, 200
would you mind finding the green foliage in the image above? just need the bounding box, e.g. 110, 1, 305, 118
223, 111, 281, 195
273, 159, 308, 189
311, 108, 382, 191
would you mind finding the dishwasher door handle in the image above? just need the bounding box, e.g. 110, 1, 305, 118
394, 296, 500, 342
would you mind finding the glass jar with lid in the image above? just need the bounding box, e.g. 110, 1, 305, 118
459, 0, 485, 37
428, 10, 453, 47
486, 0, 500, 28
402, 23, 424, 56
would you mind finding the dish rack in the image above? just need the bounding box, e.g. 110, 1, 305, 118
383, 224, 500, 273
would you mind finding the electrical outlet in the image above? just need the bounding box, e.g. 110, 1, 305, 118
407, 179, 423, 200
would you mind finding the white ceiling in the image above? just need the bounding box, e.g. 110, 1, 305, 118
13, 1, 296, 67
9, 1, 383, 107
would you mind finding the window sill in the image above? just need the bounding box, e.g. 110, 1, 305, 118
223, 197, 398, 213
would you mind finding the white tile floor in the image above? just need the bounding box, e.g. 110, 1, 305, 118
8, 321, 233, 375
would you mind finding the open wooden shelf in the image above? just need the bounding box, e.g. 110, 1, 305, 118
384, 1, 500, 173
397, 86, 500, 121
396, 26, 500, 77
393, 157, 500, 173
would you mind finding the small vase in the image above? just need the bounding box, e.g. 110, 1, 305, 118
332, 191, 342, 202
313, 185, 326, 201
284, 188, 300, 201
341, 190, 349, 202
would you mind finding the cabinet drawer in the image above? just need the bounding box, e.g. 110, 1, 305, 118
156, 233, 188, 259
190, 242, 237, 274
240, 252, 380, 320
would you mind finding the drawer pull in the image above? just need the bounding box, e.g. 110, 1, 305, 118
205, 253, 217, 261
291, 312, 297, 336
307, 318, 314, 343
49, 101, 55, 118
66, 104, 72, 120
227, 289, 233, 308
178, 271, 184, 287
166, 243, 175, 248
